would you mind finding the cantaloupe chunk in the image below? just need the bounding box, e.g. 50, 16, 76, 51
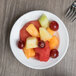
47, 27, 55, 36
49, 36, 59, 50
23, 47, 35, 59
26, 24, 39, 37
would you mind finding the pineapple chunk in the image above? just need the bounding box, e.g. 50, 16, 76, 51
26, 24, 39, 37
26, 37, 38, 49
39, 27, 52, 41
47, 27, 55, 36
39, 14, 49, 28
23, 47, 35, 59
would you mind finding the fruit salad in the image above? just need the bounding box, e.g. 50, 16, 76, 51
17, 14, 59, 62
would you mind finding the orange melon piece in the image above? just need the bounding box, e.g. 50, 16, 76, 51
23, 47, 35, 59
47, 27, 55, 36
49, 36, 59, 50
26, 24, 39, 37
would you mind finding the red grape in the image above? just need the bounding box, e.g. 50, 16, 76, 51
18, 40, 25, 49
38, 41, 45, 48
50, 49, 59, 58
50, 21, 59, 31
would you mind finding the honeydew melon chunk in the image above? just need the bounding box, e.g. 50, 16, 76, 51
26, 37, 38, 49
39, 14, 49, 28
39, 27, 52, 41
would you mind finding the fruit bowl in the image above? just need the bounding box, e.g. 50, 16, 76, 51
10, 10, 69, 69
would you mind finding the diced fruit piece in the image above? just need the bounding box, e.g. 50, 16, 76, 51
39, 27, 52, 41
20, 24, 31, 42
20, 20, 40, 42
18, 40, 25, 49
35, 53, 40, 60
38, 40, 45, 48
26, 24, 39, 37
34, 41, 50, 61
39, 53, 49, 61
49, 36, 59, 50
26, 37, 38, 49
49, 21, 59, 31
47, 27, 55, 36
29, 20, 41, 31
23, 47, 35, 59
39, 14, 49, 28
50, 49, 59, 58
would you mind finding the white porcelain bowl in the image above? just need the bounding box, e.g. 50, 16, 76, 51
10, 10, 69, 69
